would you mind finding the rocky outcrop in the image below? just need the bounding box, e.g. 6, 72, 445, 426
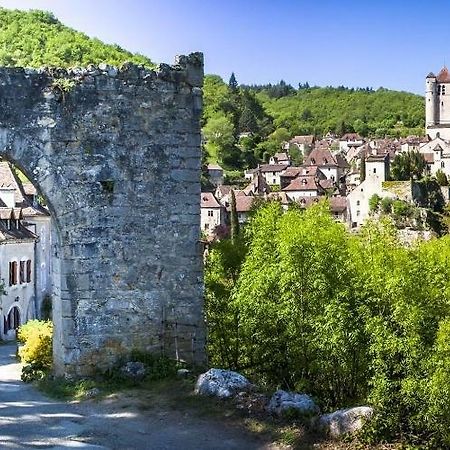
195, 369, 252, 398
268, 390, 320, 417
318, 406, 373, 437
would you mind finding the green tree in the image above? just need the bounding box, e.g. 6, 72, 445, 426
230, 189, 239, 243
436, 169, 449, 186
228, 72, 238, 91
369, 194, 381, 213
380, 197, 393, 214
391, 150, 427, 180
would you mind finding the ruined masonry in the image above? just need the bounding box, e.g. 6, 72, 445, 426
0, 53, 205, 375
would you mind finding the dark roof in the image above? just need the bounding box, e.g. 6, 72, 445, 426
366, 154, 389, 162
200, 192, 221, 208
305, 148, 349, 168
0, 208, 37, 242
283, 176, 320, 192
437, 67, 450, 83
290, 135, 315, 145
427, 72, 436, 79
267, 191, 290, 204
273, 152, 290, 161
259, 164, 289, 173
226, 195, 254, 213
215, 185, 232, 196
341, 133, 363, 141
329, 197, 348, 213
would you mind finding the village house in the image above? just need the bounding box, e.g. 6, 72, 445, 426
304, 147, 350, 182
282, 174, 325, 200
269, 152, 291, 166
243, 172, 271, 196
280, 165, 327, 190
227, 195, 255, 224
339, 133, 365, 153
286, 135, 315, 155
426, 67, 450, 140
419, 136, 450, 177
267, 191, 291, 210
0, 161, 53, 339
207, 163, 224, 186
400, 136, 429, 153
329, 196, 349, 223
347, 154, 392, 227
200, 192, 225, 235
0, 206, 37, 340
244, 164, 289, 187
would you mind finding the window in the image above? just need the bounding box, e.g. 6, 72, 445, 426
207, 210, 214, 217
356, 200, 360, 206
356, 210, 360, 217
442, 161, 445, 168
26, 260, 32, 283
19, 261, 25, 284
443, 85, 446, 95
373, 168, 377, 173
9, 261, 17, 286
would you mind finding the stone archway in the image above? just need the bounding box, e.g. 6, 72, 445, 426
0, 54, 205, 376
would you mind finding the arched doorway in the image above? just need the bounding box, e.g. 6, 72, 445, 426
4, 306, 20, 337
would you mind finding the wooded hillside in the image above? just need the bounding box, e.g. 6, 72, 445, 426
0, 8, 154, 68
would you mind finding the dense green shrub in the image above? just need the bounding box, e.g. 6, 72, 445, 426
17, 320, 53, 381
205, 201, 450, 446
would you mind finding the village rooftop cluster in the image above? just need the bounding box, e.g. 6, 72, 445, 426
201, 67, 450, 237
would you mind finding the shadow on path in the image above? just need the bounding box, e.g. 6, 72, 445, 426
0, 343, 271, 450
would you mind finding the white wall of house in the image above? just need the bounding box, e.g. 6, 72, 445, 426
24, 216, 52, 317
285, 190, 318, 201
262, 171, 283, 186
319, 166, 339, 181
348, 160, 389, 227
200, 207, 224, 234
0, 240, 35, 340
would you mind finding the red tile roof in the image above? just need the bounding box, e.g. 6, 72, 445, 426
290, 135, 315, 145
234, 196, 254, 213
259, 164, 289, 173
200, 192, 221, 208
329, 196, 348, 213
283, 176, 320, 192
437, 67, 450, 83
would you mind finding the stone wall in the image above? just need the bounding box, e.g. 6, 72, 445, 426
0, 53, 205, 375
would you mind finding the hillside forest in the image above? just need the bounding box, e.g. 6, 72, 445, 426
203, 74, 425, 174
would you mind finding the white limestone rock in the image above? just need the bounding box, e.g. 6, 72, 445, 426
195, 368, 252, 398
268, 390, 320, 417
318, 406, 374, 437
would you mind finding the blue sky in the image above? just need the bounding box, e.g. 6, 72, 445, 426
0, 0, 447, 94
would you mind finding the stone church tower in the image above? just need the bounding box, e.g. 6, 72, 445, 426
426, 67, 450, 140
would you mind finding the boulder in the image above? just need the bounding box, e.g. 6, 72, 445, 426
195, 368, 252, 398
268, 390, 320, 417
120, 361, 147, 381
318, 406, 374, 437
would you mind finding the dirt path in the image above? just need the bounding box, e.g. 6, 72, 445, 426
0, 343, 275, 449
